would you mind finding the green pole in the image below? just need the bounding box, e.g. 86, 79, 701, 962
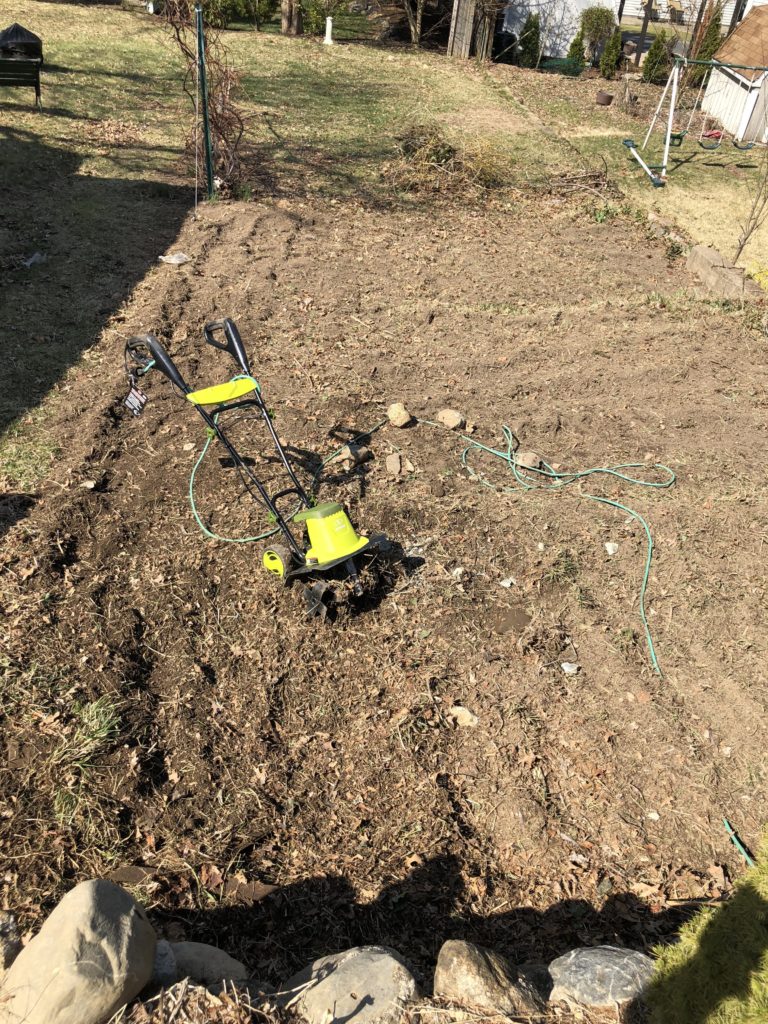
196, 4, 215, 199
674, 56, 768, 73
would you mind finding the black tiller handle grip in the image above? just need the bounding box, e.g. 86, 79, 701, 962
127, 333, 190, 393
125, 336, 155, 374
204, 318, 251, 375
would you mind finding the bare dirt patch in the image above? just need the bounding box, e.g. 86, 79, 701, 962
2, 189, 767, 984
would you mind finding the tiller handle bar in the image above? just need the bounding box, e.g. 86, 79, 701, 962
125, 334, 190, 393
204, 318, 251, 376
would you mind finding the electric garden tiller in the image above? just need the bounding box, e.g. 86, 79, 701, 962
124, 318, 386, 618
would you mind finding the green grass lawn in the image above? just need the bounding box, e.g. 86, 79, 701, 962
620, 14, 694, 44
228, 9, 378, 40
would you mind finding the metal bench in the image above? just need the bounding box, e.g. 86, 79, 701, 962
0, 55, 42, 109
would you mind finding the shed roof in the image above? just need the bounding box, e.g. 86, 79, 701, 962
714, 6, 768, 82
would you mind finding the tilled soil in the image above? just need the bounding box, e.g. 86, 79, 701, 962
2, 194, 767, 985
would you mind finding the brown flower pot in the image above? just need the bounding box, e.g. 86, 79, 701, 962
596, 91, 614, 106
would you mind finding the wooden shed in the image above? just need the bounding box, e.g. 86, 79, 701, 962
701, 5, 768, 143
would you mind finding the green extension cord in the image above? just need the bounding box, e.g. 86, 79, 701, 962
723, 817, 756, 867
189, 410, 674, 675
431, 422, 675, 677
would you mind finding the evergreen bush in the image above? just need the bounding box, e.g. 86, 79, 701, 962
643, 30, 672, 84
566, 29, 585, 65
599, 27, 623, 78
689, 2, 724, 85
519, 13, 542, 69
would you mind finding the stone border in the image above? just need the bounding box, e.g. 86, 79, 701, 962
687, 244, 764, 301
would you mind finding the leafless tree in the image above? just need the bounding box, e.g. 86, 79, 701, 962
401, 0, 428, 45
734, 147, 768, 263
164, 0, 247, 188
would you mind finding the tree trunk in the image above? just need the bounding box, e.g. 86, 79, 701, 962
415, 0, 424, 44
634, 0, 653, 66
690, 0, 708, 51
402, 0, 424, 45
728, 0, 747, 34
281, 0, 303, 35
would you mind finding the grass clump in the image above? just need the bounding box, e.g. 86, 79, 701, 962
647, 835, 768, 1023
391, 122, 513, 195
51, 695, 123, 775
50, 695, 124, 842
0, 426, 60, 490
544, 549, 580, 585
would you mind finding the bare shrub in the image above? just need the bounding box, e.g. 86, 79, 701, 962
164, 0, 247, 190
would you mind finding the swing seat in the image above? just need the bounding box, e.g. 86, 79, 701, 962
733, 140, 755, 151
186, 378, 258, 406
699, 130, 722, 151
669, 131, 687, 147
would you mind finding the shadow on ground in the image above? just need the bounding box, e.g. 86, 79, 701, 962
0, 124, 191, 433
152, 853, 695, 989
0, 492, 37, 539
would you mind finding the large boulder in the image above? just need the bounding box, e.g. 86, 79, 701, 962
433, 939, 546, 1016
549, 944, 654, 1008
276, 945, 418, 1024
0, 879, 156, 1024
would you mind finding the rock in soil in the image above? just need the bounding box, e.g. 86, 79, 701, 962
516, 450, 542, 471
276, 945, 419, 1024
1, 879, 156, 1024
385, 452, 414, 476
0, 912, 21, 974
433, 939, 546, 1016
329, 444, 371, 468
447, 705, 479, 729
436, 409, 465, 430
386, 452, 403, 476
151, 939, 178, 987
387, 403, 412, 428
548, 945, 654, 1008
170, 941, 249, 986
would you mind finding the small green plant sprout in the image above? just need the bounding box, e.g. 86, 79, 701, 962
593, 202, 617, 223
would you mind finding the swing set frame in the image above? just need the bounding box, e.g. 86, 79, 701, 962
624, 55, 768, 187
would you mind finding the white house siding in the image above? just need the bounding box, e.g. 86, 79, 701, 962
744, 76, 768, 141
701, 66, 756, 136
502, 0, 621, 58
